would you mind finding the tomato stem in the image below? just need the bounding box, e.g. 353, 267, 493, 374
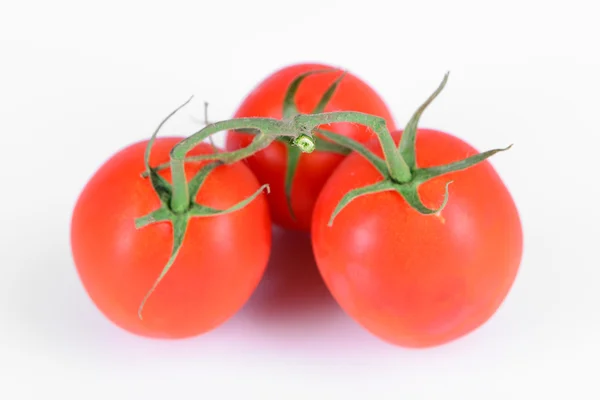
280, 68, 346, 220
134, 101, 290, 319
167, 107, 413, 214
148, 72, 512, 230
284, 144, 302, 219
317, 73, 513, 224
141, 68, 352, 225
315, 128, 387, 175
293, 112, 412, 182
168, 118, 313, 213
165, 109, 414, 214
132, 71, 515, 317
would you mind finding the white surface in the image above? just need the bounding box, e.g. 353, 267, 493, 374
1, 0, 599, 398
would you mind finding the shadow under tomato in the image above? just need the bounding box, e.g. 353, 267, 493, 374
213, 225, 402, 356
239, 227, 342, 324
209, 226, 394, 354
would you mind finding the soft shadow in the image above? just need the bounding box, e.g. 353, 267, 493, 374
242, 227, 339, 320
216, 227, 381, 353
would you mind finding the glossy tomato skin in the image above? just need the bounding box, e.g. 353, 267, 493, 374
226, 63, 396, 232
311, 129, 523, 348
70, 138, 271, 339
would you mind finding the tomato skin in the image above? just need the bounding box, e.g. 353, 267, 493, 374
70, 138, 271, 338
226, 63, 396, 232
311, 129, 523, 348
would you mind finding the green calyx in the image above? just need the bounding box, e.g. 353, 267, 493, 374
281, 69, 353, 219
140, 69, 352, 221
135, 94, 328, 319
269, 68, 351, 219
134, 98, 274, 319
322, 72, 512, 226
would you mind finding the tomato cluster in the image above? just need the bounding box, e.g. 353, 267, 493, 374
70, 63, 522, 348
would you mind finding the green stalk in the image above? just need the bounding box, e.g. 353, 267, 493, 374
134, 71, 514, 320
168, 118, 297, 213
294, 112, 411, 182
168, 110, 414, 213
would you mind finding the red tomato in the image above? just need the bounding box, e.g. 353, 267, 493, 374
70, 138, 271, 338
311, 129, 523, 348
226, 63, 396, 231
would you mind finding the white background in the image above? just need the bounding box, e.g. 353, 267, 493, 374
1, 0, 599, 398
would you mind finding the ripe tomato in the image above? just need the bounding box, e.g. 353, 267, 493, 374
311, 129, 523, 348
70, 137, 271, 338
226, 63, 396, 231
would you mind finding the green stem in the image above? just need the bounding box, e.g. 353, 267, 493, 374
133, 72, 515, 318
141, 134, 273, 177
169, 118, 300, 213
166, 110, 412, 214
315, 128, 387, 176
170, 159, 190, 213
293, 112, 411, 182
220, 134, 274, 162
284, 145, 302, 219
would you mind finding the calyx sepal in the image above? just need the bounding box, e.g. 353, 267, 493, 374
323, 72, 513, 226
133, 100, 272, 319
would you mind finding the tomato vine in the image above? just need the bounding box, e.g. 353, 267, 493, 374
134, 71, 512, 319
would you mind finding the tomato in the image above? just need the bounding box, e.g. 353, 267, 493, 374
311, 128, 523, 348
226, 63, 396, 231
70, 137, 271, 338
